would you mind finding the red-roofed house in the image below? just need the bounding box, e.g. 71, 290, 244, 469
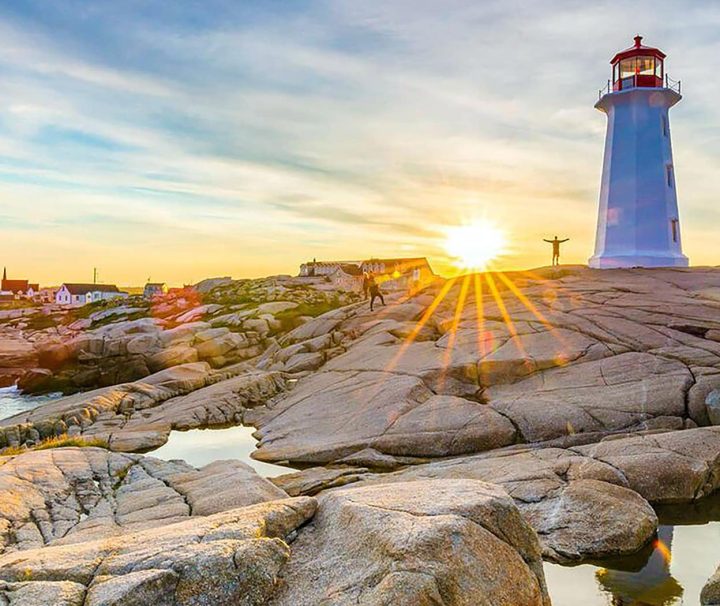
1, 267, 35, 298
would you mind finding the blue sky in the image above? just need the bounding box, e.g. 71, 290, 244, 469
1, 0, 720, 284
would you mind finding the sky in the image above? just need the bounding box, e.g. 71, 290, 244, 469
1, 0, 720, 285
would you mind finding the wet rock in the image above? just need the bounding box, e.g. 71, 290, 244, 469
269, 480, 550, 606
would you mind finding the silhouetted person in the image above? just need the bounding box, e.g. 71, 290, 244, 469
543, 236, 569, 266
362, 272, 370, 300
368, 274, 385, 311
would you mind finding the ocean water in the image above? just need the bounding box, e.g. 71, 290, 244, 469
0, 386, 61, 421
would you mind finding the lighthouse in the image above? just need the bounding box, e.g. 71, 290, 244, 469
589, 36, 689, 269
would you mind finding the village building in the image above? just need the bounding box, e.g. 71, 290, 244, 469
34, 287, 58, 303
300, 257, 435, 292
143, 282, 169, 299
55, 283, 128, 306
299, 259, 362, 277
23, 284, 43, 300
364, 258, 435, 292
329, 264, 365, 292
0, 267, 37, 299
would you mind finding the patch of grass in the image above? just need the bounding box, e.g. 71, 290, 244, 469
23, 313, 61, 331
1, 434, 108, 457
273, 297, 344, 332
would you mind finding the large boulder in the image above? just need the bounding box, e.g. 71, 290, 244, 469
269, 480, 550, 606
520, 479, 657, 562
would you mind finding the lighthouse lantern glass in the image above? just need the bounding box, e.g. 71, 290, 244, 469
637, 57, 655, 75
614, 55, 664, 91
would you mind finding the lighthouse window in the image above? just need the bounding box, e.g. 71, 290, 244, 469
662, 116, 668, 137
619, 59, 636, 79
671, 219, 679, 243
666, 165, 674, 188
637, 57, 655, 75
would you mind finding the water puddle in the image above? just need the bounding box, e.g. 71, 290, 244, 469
545, 493, 720, 605
149, 425, 296, 478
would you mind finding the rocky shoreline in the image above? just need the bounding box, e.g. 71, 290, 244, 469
2, 266, 720, 604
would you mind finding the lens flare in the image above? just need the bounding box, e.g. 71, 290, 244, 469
444, 220, 507, 271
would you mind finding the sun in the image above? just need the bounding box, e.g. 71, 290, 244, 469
444, 220, 507, 271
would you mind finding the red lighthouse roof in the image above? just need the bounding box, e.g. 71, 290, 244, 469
611, 35, 666, 64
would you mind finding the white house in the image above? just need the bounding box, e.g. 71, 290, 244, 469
55, 283, 128, 306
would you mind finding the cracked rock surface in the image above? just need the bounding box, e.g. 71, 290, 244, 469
250, 268, 720, 465
0, 447, 286, 553
0, 496, 317, 606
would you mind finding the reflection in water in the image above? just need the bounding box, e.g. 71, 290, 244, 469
545, 491, 720, 606
596, 527, 682, 605
149, 425, 296, 477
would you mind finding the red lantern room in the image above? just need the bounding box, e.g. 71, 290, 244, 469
611, 35, 665, 91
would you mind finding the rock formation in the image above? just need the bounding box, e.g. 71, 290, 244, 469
4, 267, 720, 604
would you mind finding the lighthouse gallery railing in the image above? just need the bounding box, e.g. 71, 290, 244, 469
597, 74, 681, 100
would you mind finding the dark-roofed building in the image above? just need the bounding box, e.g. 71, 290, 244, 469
55, 283, 128, 306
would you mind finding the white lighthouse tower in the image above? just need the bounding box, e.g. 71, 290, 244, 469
589, 36, 689, 269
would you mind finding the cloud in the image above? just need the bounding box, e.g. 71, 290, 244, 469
1, 0, 719, 283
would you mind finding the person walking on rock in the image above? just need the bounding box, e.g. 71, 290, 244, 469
544, 236, 569, 266
362, 272, 370, 300
368, 273, 385, 311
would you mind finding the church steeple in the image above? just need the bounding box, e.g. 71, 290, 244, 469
2, 267, 6, 281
